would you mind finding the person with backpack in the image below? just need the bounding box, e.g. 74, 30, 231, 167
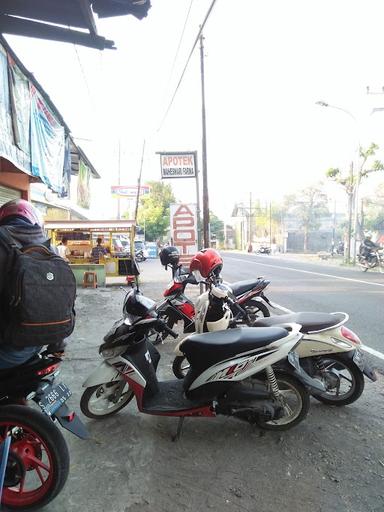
0, 199, 76, 369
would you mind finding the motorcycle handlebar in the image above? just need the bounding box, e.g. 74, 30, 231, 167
156, 319, 178, 339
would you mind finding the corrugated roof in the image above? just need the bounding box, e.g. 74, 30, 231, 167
0, 0, 151, 50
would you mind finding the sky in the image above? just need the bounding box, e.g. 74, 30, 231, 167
6, 0, 384, 222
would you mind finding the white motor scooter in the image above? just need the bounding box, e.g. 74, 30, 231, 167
173, 285, 377, 406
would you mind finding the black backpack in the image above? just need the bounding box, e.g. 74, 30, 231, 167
0, 228, 76, 348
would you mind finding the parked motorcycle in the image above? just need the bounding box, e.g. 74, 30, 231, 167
174, 310, 377, 407
135, 249, 147, 262
256, 245, 271, 255
151, 256, 272, 344
358, 249, 384, 273
80, 287, 325, 434
0, 351, 88, 510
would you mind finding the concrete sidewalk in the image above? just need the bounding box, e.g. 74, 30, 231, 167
45, 259, 384, 512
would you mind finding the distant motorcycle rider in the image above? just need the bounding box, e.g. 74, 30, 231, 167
359, 233, 381, 262
0, 199, 66, 369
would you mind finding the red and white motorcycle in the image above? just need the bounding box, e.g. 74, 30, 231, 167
80, 287, 325, 435
150, 246, 272, 344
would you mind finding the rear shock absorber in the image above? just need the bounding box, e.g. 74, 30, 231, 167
315, 356, 327, 373
266, 366, 280, 399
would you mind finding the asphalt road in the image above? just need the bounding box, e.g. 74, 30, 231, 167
222, 252, 384, 359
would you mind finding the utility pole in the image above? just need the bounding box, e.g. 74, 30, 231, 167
200, 33, 210, 248
248, 192, 252, 248
117, 140, 121, 220
346, 161, 354, 263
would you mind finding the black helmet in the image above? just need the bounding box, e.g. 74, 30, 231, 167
123, 289, 156, 323
159, 245, 180, 268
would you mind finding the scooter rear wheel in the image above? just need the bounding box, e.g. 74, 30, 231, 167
254, 374, 310, 431
80, 382, 133, 419
242, 298, 270, 325
311, 356, 365, 406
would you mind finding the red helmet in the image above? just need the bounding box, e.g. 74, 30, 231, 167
0, 199, 43, 226
189, 248, 223, 278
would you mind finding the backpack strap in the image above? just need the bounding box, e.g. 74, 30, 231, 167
0, 227, 23, 253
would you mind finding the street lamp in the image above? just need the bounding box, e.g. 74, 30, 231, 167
316, 100, 360, 263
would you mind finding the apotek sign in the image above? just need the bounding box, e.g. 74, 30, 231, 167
170, 203, 197, 263
159, 152, 196, 179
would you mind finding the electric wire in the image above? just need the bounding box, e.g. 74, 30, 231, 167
167, 0, 195, 87
157, 0, 218, 132
73, 42, 96, 111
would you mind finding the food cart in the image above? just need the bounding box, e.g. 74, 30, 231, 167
45, 220, 138, 286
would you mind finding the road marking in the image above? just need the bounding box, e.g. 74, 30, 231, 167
226, 256, 384, 288
362, 345, 384, 361
226, 256, 384, 362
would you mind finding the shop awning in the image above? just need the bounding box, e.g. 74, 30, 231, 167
70, 140, 100, 179
45, 219, 135, 231
0, 0, 151, 50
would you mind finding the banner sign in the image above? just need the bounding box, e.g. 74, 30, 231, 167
170, 203, 198, 264
0, 46, 31, 174
60, 135, 71, 198
30, 84, 65, 193
77, 159, 91, 209
111, 185, 150, 198
159, 152, 196, 179
8, 56, 30, 156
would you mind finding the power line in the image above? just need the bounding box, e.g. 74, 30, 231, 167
73, 43, 95, 110
157, 0, 218, 132
167, 0, 195, 86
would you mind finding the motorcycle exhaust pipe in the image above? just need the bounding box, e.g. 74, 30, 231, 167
221, 402, 284, 423
220, 382, 271, 403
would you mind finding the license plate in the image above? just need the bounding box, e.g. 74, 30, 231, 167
38, 383, 72, 417
353, 348, 365, 370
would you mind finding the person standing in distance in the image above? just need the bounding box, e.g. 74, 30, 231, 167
57, 236, 70, 262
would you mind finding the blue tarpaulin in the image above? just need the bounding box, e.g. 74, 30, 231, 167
30, 84, 65, 194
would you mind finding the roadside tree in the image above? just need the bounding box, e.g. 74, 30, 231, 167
326, 142, 384, 260
209, 212, 224, 244
137, 181, 176, 241
284, 186, 329, 252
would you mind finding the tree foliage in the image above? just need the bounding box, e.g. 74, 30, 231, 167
137, 181, 176, 241
326, 143, 384, 191
209, 212, 224, 243
284, 186, 329, 251
363, 183, 384, 232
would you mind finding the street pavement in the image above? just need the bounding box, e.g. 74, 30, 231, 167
222, 252, 384, 362
43, 257, 384, 512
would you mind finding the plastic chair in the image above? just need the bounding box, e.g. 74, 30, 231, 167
83, 271, 97, 288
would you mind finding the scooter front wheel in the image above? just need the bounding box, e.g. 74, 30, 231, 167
254, 374, 310, 431
172, 355, 190, 379
80, 382, 133, 419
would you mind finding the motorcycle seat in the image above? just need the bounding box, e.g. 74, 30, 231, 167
253, 312, 347, 333
0, 354, 42, 379
182, 326, 288, 372
229, 279, 268, 297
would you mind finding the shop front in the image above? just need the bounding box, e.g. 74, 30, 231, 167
45, 220, 138, 286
